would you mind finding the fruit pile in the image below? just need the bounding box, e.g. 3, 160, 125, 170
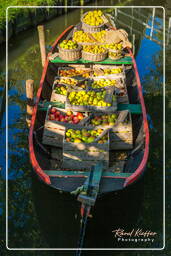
73, 30, 106, 43
83, 10, 104, 26
59, 40, 79, 50
93, 68, 123, 76
109, 52, 122, 59
102, 43, 123, 50
90, 79, 116, 88
59, 69, 90, 78
65, 128, 108, 143
83, 45, 106, 54
59, 77, 77, 85
48, 107, 85, 124
68, 90, 112, 107
54, 84, 67, 95
57, 77, 87, 89
90, 113, 117, 126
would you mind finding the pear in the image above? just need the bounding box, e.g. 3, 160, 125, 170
87, 136, 95, 143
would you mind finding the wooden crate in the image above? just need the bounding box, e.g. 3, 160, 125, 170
85, 111, 133, 150
92, 64, 126, 81
66, 88, 117, 113
58, 66, 92, 78
86, 78, 129, 104
42, 106, 88, 148
116, 87, 129, 104
87, 76, 125, 90
50, 78, 67, 103
85, 111, 119, 129
54, 75, 88, 91
110, 111, 133, 150
62, 127, 109, 170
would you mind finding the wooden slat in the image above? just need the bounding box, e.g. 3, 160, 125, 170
51, 147, 62, 160
62, 159, 108, 169
108, 160, 125, 172
63, 150, 108, 161
111, 131, 132, 141
63, 141, 109, 151
66, 102, 117, 113
117, 95, 129, 103
110, 141, 133, 150
50, 91, 66, 103
42, 136, 62, 147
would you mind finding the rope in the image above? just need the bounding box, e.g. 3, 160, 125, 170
75, 205, 91, 256
75, 167, 94, 256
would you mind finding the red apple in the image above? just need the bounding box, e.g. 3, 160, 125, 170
71, 114, 75, 120
77, 112, 84, 120
73, 116, 79, 124
49, 114, 55, 120
56, 111, 61, 116
50, 107, 57, 114
55, 113, 60, 118
55, 116, 60, 121
60, 117, 65, 122
65, 116, 71, 122
59, 114, 64, 120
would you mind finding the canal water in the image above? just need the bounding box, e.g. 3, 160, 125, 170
0, 1, 170, 255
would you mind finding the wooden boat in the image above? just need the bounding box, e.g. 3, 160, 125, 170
29, 24, 149, 209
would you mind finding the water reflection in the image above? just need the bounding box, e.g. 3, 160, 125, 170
0, 2, 167, 253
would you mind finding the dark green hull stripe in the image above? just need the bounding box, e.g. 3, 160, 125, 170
117, 103, 142, 114
38, 102, 142, 114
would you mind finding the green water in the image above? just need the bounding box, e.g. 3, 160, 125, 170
0, 0, 170, 255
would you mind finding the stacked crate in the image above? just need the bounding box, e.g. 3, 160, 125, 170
42, 64, 133, 170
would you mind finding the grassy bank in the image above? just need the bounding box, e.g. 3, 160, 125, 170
0, 0, 64, 30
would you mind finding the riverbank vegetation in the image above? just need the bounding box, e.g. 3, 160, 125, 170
0, 0, 59, 29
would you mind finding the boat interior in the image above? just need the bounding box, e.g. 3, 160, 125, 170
31, 25, 146, 193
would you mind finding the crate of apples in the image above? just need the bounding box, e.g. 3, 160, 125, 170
57, 77, 87, 89
89, 113, 118, 127
42, 106, 88, 148
93, 67, 123, 76
48, 107, 86, 125
66, 89, 117, 113
89, 78, 117, 89
50, 80, 67, 103
62, 126, 109, 169
58, 67, 91, 78
65, 128, 108, 144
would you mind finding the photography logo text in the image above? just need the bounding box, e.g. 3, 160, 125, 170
112, 228, 157, 243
